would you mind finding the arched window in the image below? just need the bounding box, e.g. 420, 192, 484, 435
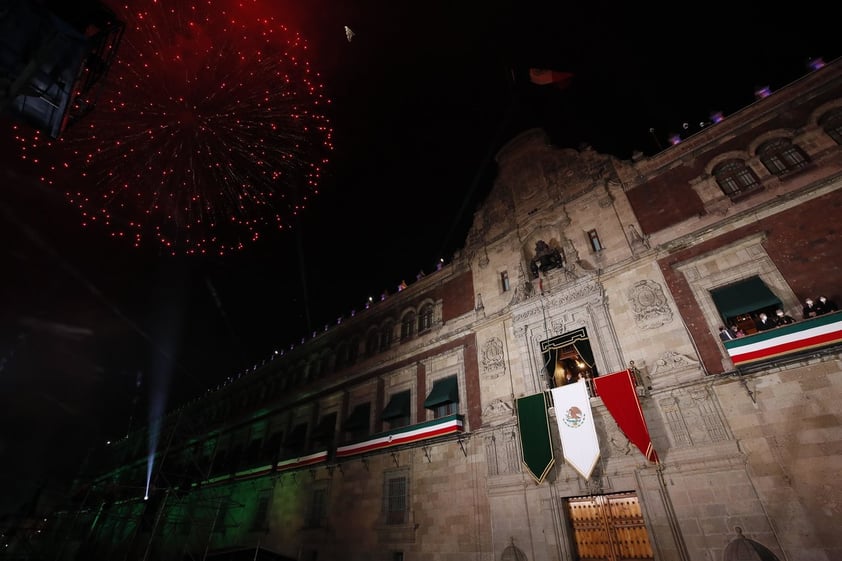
322, 351, 335, 375
379, 321, 394, 351
418, 303, 433, 332
334, 343, 346, 370
712, 159, 760, 198
309, 356, 321, 379
365, 329, 379, 357
819, 108, 842, 145
347, 337, 359, 365
401, 312, 416, 341
757, 137, 809, 175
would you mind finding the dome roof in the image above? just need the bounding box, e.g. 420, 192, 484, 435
723, 527, 781, 561
500, 538, 528, 561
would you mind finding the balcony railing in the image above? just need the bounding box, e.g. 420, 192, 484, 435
191, 415, 465, 487
723, 311, 842, 367
336, 414, 464, 458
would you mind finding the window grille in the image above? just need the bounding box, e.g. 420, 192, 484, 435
384, 474, 408, 525
713, 159, 760, 198
758, 138, 809, 175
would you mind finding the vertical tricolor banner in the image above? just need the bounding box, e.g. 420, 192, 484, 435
550, 381, 600, 480
516, 392, 555, 484
593, 370, 659, 463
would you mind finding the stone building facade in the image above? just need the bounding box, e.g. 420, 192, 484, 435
27, 59, 842, 561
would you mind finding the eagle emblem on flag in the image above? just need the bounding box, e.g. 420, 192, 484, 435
563, 406, 585, 428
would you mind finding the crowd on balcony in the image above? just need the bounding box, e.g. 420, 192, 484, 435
719, 295, 838, 341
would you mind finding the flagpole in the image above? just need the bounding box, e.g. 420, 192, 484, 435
654, 463, 691, 561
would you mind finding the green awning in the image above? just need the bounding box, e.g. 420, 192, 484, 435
381, 390, 410, 421
423, 376, 459, 409
344, 403, 370, 430
710, 277, 781, 320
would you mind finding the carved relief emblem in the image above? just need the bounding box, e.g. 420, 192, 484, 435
652, 351, 700, 373
481, 337, 505, 377
628, 279, 673, 329
482, 398, 513, 419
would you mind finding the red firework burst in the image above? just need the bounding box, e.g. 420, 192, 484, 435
14, 0, 333, 256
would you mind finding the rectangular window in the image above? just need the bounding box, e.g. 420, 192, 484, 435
434, 402, 458, 418
382, 390, 411, 429
262, 431, 283, 464
710, 276, 781, 330
179, 513, 193, 535
384, 473, 408, 525
311, 413, 337, 455
251, 494, 270, 531
308, 487, 328, 528
284, 423, 308, 456
588, 229, 603, 252
500, 271, 510, 292
212, 447, 229, 475
344, 402, 371, 442
213, 502, 228, 533
244, 437, 261, 466
424, 376, 459, 419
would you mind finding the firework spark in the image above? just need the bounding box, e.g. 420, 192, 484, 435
15, 0, 334, 256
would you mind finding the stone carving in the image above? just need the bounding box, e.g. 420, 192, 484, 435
510, 264, 535, 305
661, 397, 693, 448
531, 281, 602, 315
652, 351, 700, 374
661, 389, 729, 448
481, 337, 505, 377
690, 389, 729, 443
478, 247, 490, 268
482, 398, 513, 419
598, 193, 613, 208
485, 428, 521, 477
628, 280, 673, 329
550, 319, 566, 336
627, 224, 650, 253
609, 434, 632, 456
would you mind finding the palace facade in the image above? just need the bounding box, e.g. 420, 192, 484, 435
23, 58, 842, 561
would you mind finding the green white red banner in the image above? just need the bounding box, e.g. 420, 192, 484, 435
336, 415, 463, 458
593, 370, 659, 463
516, 392, 555, 484
724, 312, 842, 366
275, 450, 328, 472
551, 381, 600, 480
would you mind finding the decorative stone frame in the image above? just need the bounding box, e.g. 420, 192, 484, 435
510, 278, 624, 395
421, 347, 466, 422
381, 365, 418, 425
672, 232, 798, 367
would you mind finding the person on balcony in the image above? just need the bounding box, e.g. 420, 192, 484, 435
802, 298, 819, 319
730, 325, 746, 338
754, 313, 777, 331
719, 326, 735, 341
774, 309, 796, 325
815, 296, 838, 315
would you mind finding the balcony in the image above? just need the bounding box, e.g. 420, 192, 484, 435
336, 414, 464, 458
723, 311, 842, 368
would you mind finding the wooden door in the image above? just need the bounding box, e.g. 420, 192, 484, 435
566, 492, 654, 561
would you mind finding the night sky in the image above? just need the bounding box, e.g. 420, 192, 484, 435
1, 0, 838, 515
